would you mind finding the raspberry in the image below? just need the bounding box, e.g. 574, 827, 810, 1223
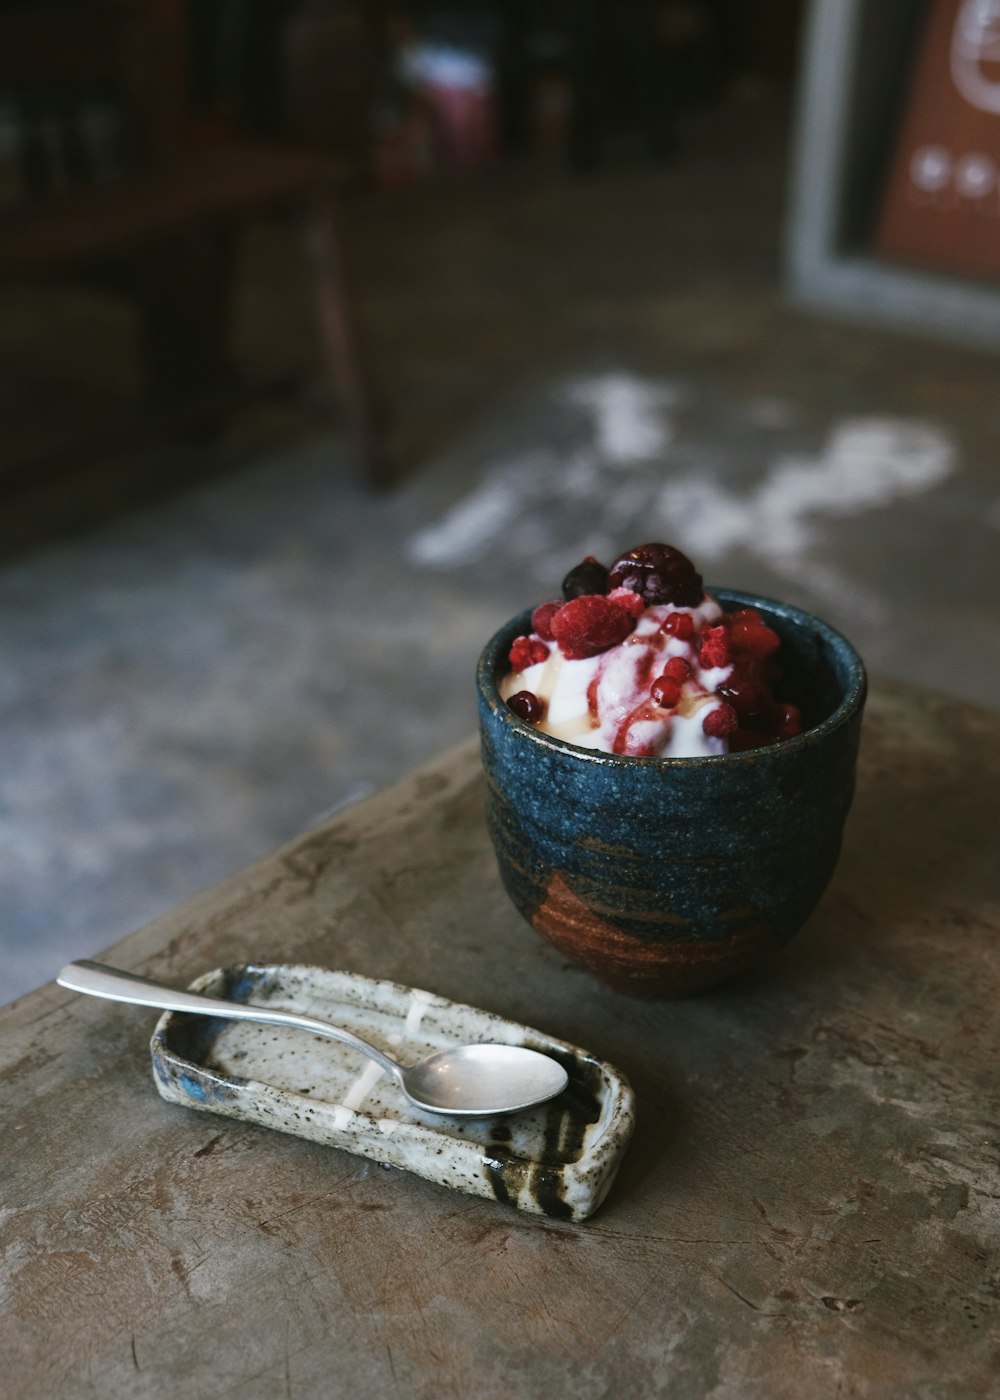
702, 701, 738, 738
607, 587, 645, 619
551, 594, 636, 659
562, 556, 609, 600
507, 690, 545, 724
531, 601, 562, 640
608, 542, 703, 607
699, 625, 731, 670
663, 656, 690, 682
661, 611, 695, 641
650, 675, 682, 708
509, 636, 549, 671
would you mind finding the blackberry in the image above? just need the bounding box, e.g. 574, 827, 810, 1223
608, 543, 703, 607
562, 556, 609, 600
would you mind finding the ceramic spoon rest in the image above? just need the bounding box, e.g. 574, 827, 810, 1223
151, 963, 636, 1222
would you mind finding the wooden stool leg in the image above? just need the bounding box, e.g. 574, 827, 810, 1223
302, 195, 388, 487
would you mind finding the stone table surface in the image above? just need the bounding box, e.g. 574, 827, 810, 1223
2, 679, 998, 1399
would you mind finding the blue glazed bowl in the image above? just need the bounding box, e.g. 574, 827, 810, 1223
477, 590, 867, 997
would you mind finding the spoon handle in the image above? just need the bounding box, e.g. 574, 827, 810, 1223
57, 960, 403, 1081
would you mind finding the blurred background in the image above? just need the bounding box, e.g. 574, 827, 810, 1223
2, 0, 999, 1003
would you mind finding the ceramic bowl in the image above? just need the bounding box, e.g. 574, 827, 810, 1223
477, 589, 867, 997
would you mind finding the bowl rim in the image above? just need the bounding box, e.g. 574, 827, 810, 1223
477, 587, 868, 767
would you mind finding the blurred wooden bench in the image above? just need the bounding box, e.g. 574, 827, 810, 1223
0, 0, 388, 485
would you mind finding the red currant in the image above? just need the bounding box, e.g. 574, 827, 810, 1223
650, 675, 682, 708
507, 691, 545, 723
663, 656, 691, 682
661, 612, 695, 641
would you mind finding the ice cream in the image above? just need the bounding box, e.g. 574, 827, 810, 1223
498, 542, 802, 757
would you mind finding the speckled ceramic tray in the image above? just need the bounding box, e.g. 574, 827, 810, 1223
150, 964, 635, 1222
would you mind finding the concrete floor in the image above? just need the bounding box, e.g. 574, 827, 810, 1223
2, 93, 999, 1004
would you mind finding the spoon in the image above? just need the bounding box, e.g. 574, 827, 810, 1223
57, 960, 569, 1117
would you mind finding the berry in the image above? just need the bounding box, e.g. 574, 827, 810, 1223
607, 587, 645, 618
650, 675, 682, 708
531, 601, 562, 640
551, 594, 636, 659
729, 608, 764, 626
509, 636, 549, 671
702, 702, 738, 738
729, 617, 781, 658
661, 611, 695, 640
773, 703, 802, 739
608, 542, 703, 607
562, 555, 609, 600
699, 625, 731, 670
663, 656, 691, 682
718, 667, 765, 716
507, 690, 545, 724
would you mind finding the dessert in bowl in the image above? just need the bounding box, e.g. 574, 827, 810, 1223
477, 543, 867, 997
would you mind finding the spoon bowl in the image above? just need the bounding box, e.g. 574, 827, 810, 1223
404, 1042, 570, 1115
57, 960, 569, 1117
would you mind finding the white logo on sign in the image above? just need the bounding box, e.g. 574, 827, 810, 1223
955, 150, 997, 195
951, 0, 1000, 114
911, 144, 953, 190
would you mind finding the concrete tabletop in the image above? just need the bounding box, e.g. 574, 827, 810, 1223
2, 678, 998, 1399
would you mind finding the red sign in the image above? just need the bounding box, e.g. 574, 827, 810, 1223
876, 0, 1000, 280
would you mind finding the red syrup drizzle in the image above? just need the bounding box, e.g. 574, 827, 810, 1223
613, 702, 664, 756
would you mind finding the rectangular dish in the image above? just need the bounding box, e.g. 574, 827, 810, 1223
151, 963, 635, 1222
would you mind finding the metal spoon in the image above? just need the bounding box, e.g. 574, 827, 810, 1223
57, 960, 569, 1117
